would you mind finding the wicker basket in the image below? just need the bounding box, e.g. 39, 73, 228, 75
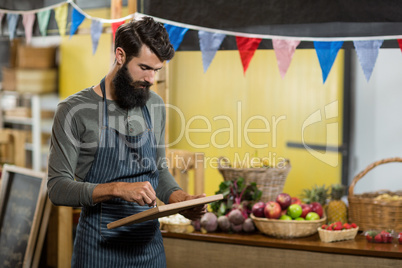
250, 214, 326, 238
318, 227, 359, 243
218, 158, 291, 202
348, 157, 402, 231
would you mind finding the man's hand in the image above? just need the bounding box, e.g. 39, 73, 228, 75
92, 181, 156, 206
169, 190, 207, 221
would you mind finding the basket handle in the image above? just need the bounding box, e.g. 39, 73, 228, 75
217, 156, 291, 169
218, 157, 230, 168
348, 157, 402, 197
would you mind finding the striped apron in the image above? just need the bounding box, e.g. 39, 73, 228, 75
71, 78, 166, 267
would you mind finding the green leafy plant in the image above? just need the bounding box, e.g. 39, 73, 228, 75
211, 177, 262, 217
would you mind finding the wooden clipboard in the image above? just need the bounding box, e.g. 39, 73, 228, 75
107, 194, 223, 229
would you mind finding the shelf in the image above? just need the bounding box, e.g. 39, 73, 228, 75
3, 115, 34, 125
3, 116, 53, 133
25, 143, 50, 154
0, 92, 58, 171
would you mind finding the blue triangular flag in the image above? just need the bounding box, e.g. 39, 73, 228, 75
70, 8, 86, 37
314, 41, 343, 83
164, 24, 189, 51
353, 40, 383, 82
7, 14, 19, 40
91, 20, 103, 54
198, 31, 226, 73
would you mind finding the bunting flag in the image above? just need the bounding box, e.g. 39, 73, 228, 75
198, 31, 226, 73
353, 40, 383, 82
91, 20, 103, 54
37, 9, 51, 36
314, 41, 344, 83
272, 39, 301, 79
164, 24, 189, 51
70, 8, 86, 37
398, 39, 402, 52
54, 3, 68, 36
7, 14, 19, 40
22, 13, 35, 44
236, 37, 262, 74
111, 20, 125, 42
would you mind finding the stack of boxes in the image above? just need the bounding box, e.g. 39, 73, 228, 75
2, 39, 58, 94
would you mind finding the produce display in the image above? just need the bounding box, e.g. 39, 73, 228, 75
321, 222, 357, 231
327, 184, 348, 224
252, 192, 325, 221
159, 213, 194, 233
365, 230, 395, 243
374, 193, 402, 201
318, 222, 359, 243
201, 177, 262, 233
301, 184, 329, 206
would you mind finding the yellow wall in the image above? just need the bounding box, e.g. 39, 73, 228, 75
59, 8, 130, 99
168, 49, 344, 198
59, 33, 111, 99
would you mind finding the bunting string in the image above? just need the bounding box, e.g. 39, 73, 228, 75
0, 1, 67, 15
1, 0, 401, 82
1, 0, 402, 41
135, 13, 402, 42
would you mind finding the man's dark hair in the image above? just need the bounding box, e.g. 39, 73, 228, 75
114, 16, 175, 62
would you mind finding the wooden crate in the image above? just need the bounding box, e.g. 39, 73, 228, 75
1, 67, 57, 94
4, 107, 54, 119
17, 45, 57, 69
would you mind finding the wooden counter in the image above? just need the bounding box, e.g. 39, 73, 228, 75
162, 231, 402, 268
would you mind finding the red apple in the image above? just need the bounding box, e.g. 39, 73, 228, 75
398, 232, 402, 244
291, 197, 301, 205
276, 193, 292, 210
251, 201, 266, 218
300, 204, 312, 218
264, 201, 282, 219
310, 202, 323, 218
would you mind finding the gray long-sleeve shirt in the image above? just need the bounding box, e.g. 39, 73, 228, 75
47, 87, 181, 207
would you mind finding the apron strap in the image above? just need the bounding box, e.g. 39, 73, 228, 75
100, 77, 109, 127
141, 105, 153, 131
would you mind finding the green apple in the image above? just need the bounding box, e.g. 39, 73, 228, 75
286, 204, 302, 219
305, 212, 320, 221
279, 215, 292, 220
295, 217, 305, 221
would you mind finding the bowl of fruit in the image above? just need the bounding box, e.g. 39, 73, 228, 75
250, 192, 327, 238
318, 222, 359, 242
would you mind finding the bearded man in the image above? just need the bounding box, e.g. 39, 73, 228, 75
47, 16, 206, 268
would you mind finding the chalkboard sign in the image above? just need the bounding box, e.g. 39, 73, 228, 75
0, 165, 47, 268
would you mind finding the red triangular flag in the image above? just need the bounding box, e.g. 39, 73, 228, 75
112, 20, 125, 42
236, 37, 262, 74
398, 39, 402, 52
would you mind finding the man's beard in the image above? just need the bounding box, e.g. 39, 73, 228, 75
112, 65, 151, 110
